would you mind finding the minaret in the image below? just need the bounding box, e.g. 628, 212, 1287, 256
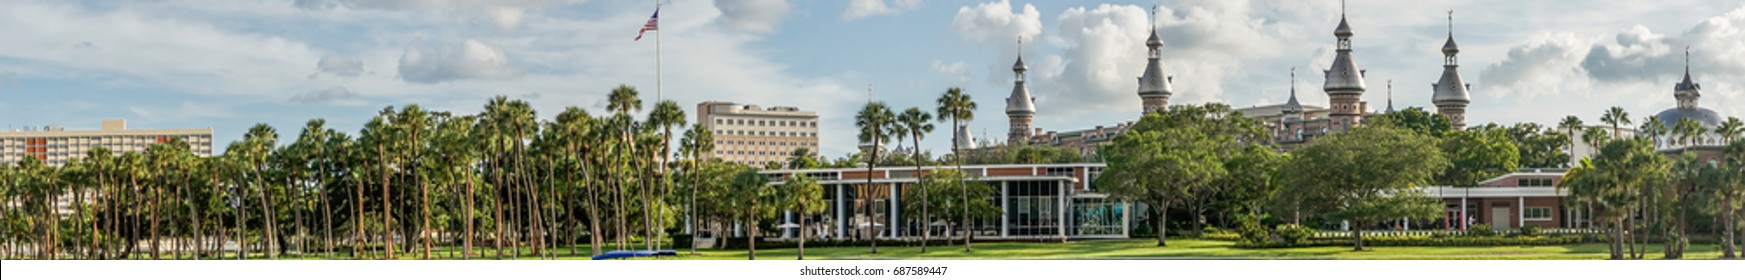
1006, 38, 1036, 144
1283, 68, 1304, 121
956, 124, 979, 150
1431, 10, 1472, 130
1323, 1, 1368, 130
1137, 6, 1174, 115
1674, 47, 1701, 109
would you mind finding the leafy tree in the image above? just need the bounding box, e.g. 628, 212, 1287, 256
1439, 128, 1520, 188
1280, 126, 1446, 251
1365, 107, 1454, 138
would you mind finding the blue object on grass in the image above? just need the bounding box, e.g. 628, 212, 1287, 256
591, 250, 678, 260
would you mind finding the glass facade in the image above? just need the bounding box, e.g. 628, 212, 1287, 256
1004, 180, 1060, 236
1070, 196, 1125, 236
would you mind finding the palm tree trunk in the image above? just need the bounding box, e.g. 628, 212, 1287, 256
464, 175, 476, 259
378, 143, 393, 259
914, 134, 928, 254
798, 209, 807, 260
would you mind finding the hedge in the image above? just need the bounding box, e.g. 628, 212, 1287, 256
1235, 234, 1596, 248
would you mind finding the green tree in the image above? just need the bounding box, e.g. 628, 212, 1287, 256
1600, 106, 1631, 138
779, 174, 825, 259
935, 87, 977, 251
895, 107, 935, 252
727, 169, 774, 260
854, 101, 895, 253
1439, 128, 1520, 188
240, 123, 281, 259
678, 123, 713, 256
1365, 107, 1455, 137
1281, 126, 1447, 251
647, 100, 686, 251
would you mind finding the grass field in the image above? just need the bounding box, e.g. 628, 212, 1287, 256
165, 238, 1731, 260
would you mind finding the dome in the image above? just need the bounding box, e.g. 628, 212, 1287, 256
1013, 55, 1028, 72
1655, 107, 1723, 129
1146, 29, 1164, 48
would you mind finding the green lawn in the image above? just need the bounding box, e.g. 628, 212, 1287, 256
191, 239, 1731, 260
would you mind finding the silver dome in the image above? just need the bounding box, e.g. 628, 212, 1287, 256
1655, 107, 1722, 129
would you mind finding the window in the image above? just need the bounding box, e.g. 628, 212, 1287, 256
1516, 178, 1554, 187
1523, 207, 1553, 221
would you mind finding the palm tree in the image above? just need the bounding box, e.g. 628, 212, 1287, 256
728, 169, 772, 260
292, 119, 337, 258
1716, 117, 1743, 145
678, 124, 713, 256
1600, 106, 1630, 139
362, 110, 397, 259
1671, 118, 1703, 147
648, 100, 686, 251
607, 85, 643, 251
1557, 116, 1583, 167
782, 174, 825, 260
241, 123, 280, 259
896, 107, 935, 252
854, 101, 895, 254
935, 87, 977, 252
391, 105, 437, 259
1640, 115, 1666, 147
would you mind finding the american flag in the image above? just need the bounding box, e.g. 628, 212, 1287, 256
635, 8, 658, 41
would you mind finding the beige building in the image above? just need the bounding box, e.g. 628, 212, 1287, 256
696, 101, 819, 167
2, 119, 214, 166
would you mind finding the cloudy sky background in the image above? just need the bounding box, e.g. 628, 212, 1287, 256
1, 0, 1741, 157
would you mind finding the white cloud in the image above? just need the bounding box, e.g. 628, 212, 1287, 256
290, 86, 365, 105
1478, 6, 1745, 121
715, 0, 791, 33
397, 39, 524, 83
932, 60, 969, 84
951, 0, 1042, 46
489, 7, 527, 31
0, 2, 324, 96
316, 54, 364, 77
845, 0, 922, 21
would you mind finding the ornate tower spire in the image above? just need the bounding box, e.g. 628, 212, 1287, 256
1386, 79, 1395, 113
1432, 10, 1471, 130
1323, 0, 1367, 130
1284, 67, 1303, 116
1674, 46, 1701, 109
1006, 36, 1036, 143
1137, 5, 1173, 115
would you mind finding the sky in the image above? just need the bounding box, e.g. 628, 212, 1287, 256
2, 0, 1742, 158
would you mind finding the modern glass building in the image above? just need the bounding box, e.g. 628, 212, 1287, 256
756, 163, 1130, 241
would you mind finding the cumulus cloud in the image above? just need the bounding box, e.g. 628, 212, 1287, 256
290, 86, 364, 105
1479, 6, 1745, 120
715, 0, 791, 32
951, 0, 1042, 46
397, 39, 523, 84
316, 54, 364, 77
292, 0, 583, 31
128, 101, 236, 122
845, 0, 922, 21
489, 7, 526, 31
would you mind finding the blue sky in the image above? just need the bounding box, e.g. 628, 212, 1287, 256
2, 0, 1742, 157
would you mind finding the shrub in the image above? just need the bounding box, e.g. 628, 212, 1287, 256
1466, 224, 1496, 237
1518, 225, 1542, 237
1275, 224, 1314, 246
1234, 214, 1271, 246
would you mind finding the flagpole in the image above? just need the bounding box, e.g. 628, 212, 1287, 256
656, 2, 663, 101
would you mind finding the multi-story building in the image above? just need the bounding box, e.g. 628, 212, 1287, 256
1, 119, 213, 166
696, 101, 820, 167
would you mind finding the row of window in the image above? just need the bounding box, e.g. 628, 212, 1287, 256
716, 150, 797, 156
1523, 207, 1553, 221
715, 118, 817, 128
716, 140, 815, 147
715, 129, 816, 137
1516, 178, 1555, 187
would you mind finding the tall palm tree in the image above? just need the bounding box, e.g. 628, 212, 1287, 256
392, 105, 436, 259
241, 123, 280, 259
1557, 116, 1584, 166
607, 85, 643, 251
854, 101, 895, 253
363, 110, 397, 259
434, 114, 480, 258
647, 100, 686, 251
782, 174, 825, 260
896, 107, 935, 252
935, 87, 977, 251
678, 124, 713, 256
294, 119, 337, 258
1600, 106, 1630, 139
